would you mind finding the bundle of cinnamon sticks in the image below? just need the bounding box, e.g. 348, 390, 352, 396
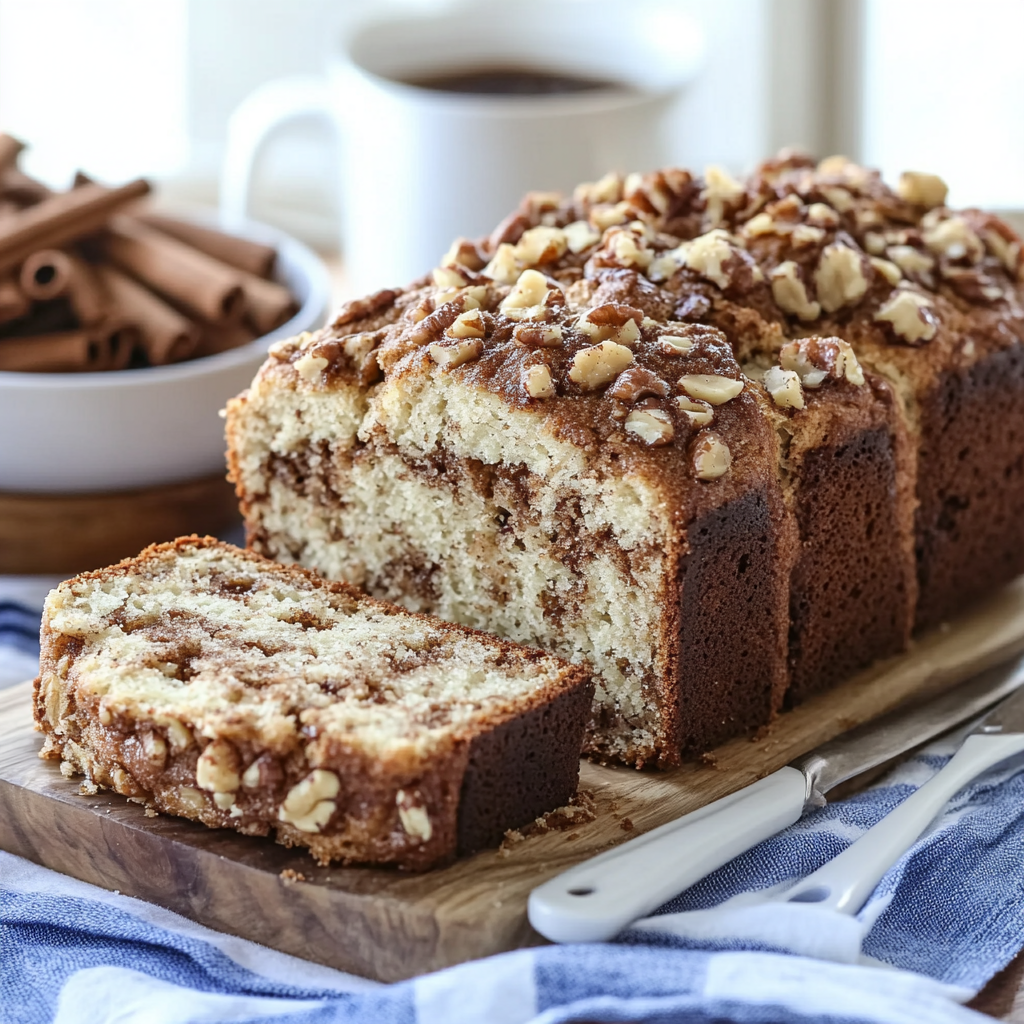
0, 134, 299, 373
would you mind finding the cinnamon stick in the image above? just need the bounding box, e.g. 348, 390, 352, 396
20, 250, 109, 324
136, 212, 277, 278
0, 275, 29, 323
194, 321, 257, 359
0, 179, 150, 275
0, 330, 105, 372
0, 169, 52, 207
0, 134, 25, 175
241, 272, 299, 335
95, 264, 199, 365
104, 218, 244, 324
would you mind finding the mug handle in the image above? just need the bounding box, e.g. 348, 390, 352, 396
220, 75, 335, 230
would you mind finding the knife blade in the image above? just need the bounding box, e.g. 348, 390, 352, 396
528, 650, 1024, 944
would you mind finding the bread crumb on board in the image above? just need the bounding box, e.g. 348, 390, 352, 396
497, 789, 597, 856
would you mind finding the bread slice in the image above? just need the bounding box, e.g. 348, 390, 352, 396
33, 536, 593, 869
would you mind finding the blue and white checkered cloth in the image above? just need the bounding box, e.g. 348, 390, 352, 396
2, 581, 1022, 1024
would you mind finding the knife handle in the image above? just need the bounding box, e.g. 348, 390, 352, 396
528, 766, 808, 943
779, 732, 1024, 915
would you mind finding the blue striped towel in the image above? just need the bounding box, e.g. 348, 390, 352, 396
1, 582, 1021, 1024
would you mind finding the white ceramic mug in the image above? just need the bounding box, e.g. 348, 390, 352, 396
220, 0, 702, 296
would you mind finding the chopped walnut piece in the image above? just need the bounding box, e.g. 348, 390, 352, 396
792, 224, 826, 245
820, 186, 854, 213
564, 219, 601, 253
678, 373, 744, 405
433, 265, 469, 289
897, 171, 948, 208
332, 287, 400, 328
683, 229, 737, 290
515, 226, 568, 267
814, 244, 869, 312
676, 395, 714, 426
806, 202, 841, 228
500, 268, 553, 321
763, 365, 805, 410
603, 227, 652, 270
590, 201, 632, 231
608, 367, 670, 404
575, 172, 623, 207
779, 336, 865, 386
577, 303, 644, 346
483, 242, 520, 285
568, 341, 634, 390
523, 363, 555, 398
660, 333, 695, 355
440, 237, 485, 271
446, 309, 487, 339
702, 165, 744, 226
981, 227, 1022, 275
196, 740, 240, 793
922, 214, 984, 263
770, 261, 821, 321
429, 337, 483, 367
693, 430, 732, 480
396, 791, 433, 843
864, 232, 886, 256
514, 323, 563, 347
870, 257, 903, 286
625, 406, 674, 446
294, 352, 328, 382
279, 769, 340, 834
873, 289, 938, 344
886, 245, 935, 280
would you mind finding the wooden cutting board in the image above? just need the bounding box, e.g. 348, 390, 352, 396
4, 579, 1024, 983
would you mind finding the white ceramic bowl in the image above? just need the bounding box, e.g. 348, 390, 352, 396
0, 216, 331, 494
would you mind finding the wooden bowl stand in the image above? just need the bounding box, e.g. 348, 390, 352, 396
0, 474, 241, 575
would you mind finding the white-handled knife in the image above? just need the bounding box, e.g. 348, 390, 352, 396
529, 652, 1024, 943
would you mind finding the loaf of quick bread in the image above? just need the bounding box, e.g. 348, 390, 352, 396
226, 154, 1024, 768
33, 537, 593, 868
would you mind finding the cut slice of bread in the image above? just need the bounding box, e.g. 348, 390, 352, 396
34, 536, 593, 869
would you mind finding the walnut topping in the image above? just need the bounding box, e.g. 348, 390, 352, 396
981, 229, 1021, 275
821, 186, 854, 213
575, 172, 623, 207
897, 171, 948, 208
141, 731, 167, 769
683, 229, 738, 290
814, 244, 869, 312
331, 287, 399, 328
196, 740, 240, 793
792, 224, 826, 245
625, 406, 674, 446
779, 336, 865, 386
922, 214, 984, 262
601, 227, 652, 270
693, 430, 732, 479
678, 373, 744, 405
513, 323, 563, 347
886, 245, 935, 281
577, 303, 643, 346
294, 351, 329, 382
590, 201, 632, 231
433, 265, 469, 289
608, 367, 670, 404
482, 242, 520, 284
514, 226, 568, 267
279, 769, 340, 834
676, 395, 714, 425
864, 232, 886, 256
564, 219, 601, 254
500, 268, 556, 321
446, 309, 487, 339
702, 165, 744, 226
874, 289, 938, 344
429, 337, 483, 367
770, 261, 821, 321
568, 340, 634, 389
396, 790, 433, 842
660, 333, 695, 355
806, 202, 840, 228
870, 257, 903, 286
742, 212, 776, 237
523, 363, 555, 398
440, 237, 485, 271
763, 365, 805, 409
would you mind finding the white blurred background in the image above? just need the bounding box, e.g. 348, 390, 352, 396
0, 0, 1021, 252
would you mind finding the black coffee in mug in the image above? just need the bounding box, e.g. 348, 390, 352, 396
402, 65, 624, 96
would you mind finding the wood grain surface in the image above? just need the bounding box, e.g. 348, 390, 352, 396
0, 474, 241, 575
4, 579, 1024, 986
